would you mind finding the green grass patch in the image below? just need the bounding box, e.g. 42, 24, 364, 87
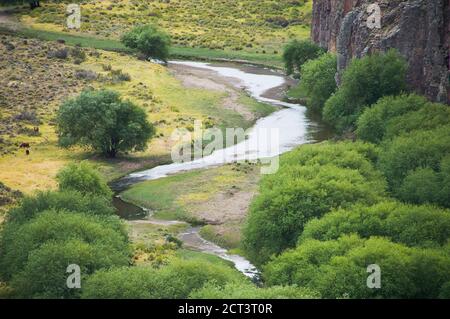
121, 170, 202, 223
239, 94, 277, 118
199, 224, 241, 250
176, 249, 235, 268
170, 46, 283, 68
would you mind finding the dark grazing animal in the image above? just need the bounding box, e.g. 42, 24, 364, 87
19, 143, 30, 148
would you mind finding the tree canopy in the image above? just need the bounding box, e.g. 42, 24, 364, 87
57, 89, 155, 158
121, 24, 171, 62
282, 40, 325, 76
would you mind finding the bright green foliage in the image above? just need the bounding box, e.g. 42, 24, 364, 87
323, 50, 408, 132
264, 235, 450, 299
57, 89, 155, 158
0, 210, 129, 281
5, 190, 116, 224
298, 53, 337, 112
397, 157, 450, 207
190, 282, 320, 299
384, 103, 450, 140
56, 162, 112, 198
10, 239, 128, 299
300, 201, 450, 248
121, 24, 171, 62
243, 142, 387, 265
356, 94, 428, 143
81, 259, 243, 299
282, 40, 325, 76
378, 126, 450, 207
0, 168, 129, 298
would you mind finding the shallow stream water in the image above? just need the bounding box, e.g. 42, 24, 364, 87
112, 61, 331, 279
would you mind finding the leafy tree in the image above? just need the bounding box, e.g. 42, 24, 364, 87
190, 282, 320, 299
243, 142, 386, 265
298, 53, 337, 112
57, 89, 155, 158
56, 162, 112, 198
82, 259, 243, 299
323, 50, 408, 132
121, 24, 171, 62
356, 94, 428, 143
282, 40, 325, 76
300, 201, 450, 248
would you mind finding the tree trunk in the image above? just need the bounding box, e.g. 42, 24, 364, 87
30, 1, 40, 10
107, 148, 117, 158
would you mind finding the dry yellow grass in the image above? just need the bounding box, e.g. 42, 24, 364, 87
0, 35, 261, 196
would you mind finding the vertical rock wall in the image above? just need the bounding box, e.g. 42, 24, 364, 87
311, 0, 450, 104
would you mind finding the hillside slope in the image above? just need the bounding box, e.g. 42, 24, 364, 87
18, 0, 312, 55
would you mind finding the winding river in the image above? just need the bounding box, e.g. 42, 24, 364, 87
112, 61, 331, 280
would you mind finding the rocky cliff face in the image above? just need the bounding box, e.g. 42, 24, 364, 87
311, 0, 450, 104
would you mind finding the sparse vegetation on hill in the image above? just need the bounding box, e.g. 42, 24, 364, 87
17, 0, 312, 56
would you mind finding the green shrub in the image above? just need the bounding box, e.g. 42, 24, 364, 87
378, 126, 450, 206
56, 162, 112, 198
243, 142, 387, 265
121, 24, 171, 62
300, 201, 450, 248
10, 239, 129, 298
384, 102, 450, 141
356, 94, 428, 143
57, 89, 155, 158
280, 142, 380, 179
282, 40, 325, 76
397, 156, 450, 207
4, 190, 116, 224
0, 210, 129, 281
298, 53, 337, 112
323, 50, 408, 132
82, 259, 244, 299
190, 282, 320, 299
264, 235, 450, 299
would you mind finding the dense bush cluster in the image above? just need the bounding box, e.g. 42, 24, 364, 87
300, 201, 450, 248
323, 50, 408, 132
356, 94, 429, 144
82, 259, 243, 299
245, 48, 450, 299
0, 164, 130, 298
243, 142, 387, 265
190, 282, 320, 299
378, 126, 450, 207
0, 164, 269, 299
264, 235, 450, 299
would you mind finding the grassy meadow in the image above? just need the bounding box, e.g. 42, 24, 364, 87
10, 0, 312, 66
